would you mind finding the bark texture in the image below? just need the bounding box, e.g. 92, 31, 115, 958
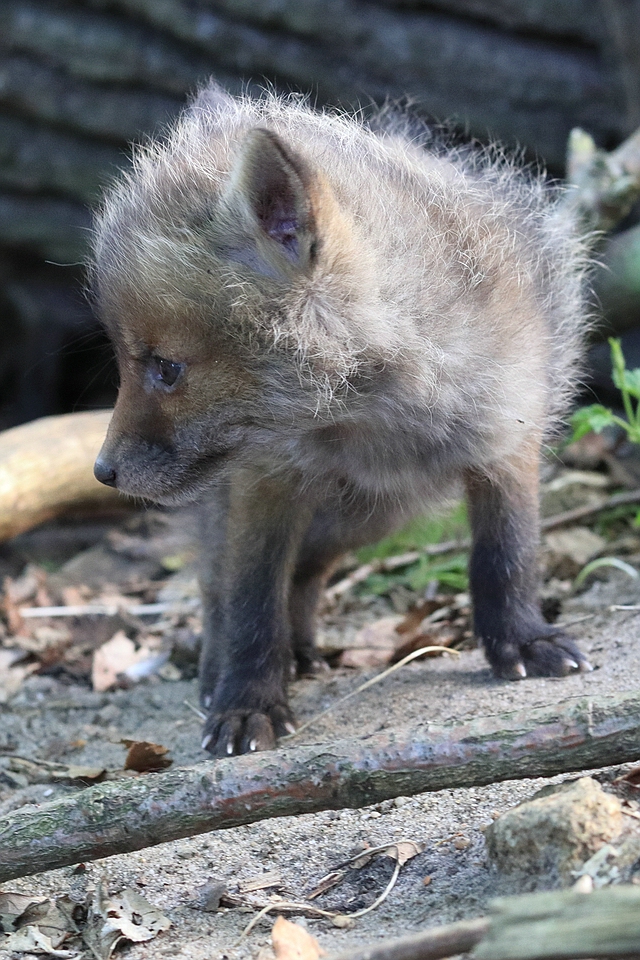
0, 0, 637, 427
0, 690, 639, 883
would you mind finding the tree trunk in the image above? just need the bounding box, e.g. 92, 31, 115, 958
0, 0, 636, 427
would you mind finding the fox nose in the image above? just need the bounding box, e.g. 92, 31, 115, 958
94, 458, 117, 487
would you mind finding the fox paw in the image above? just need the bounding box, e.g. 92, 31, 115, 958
490, 632, 592, 680
201, 704, 295, 757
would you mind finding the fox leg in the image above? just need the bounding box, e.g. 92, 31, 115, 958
200, 467, 311, 756
198, 482, 231, 708
289, 496, 406, 675
466, 441, 591, 679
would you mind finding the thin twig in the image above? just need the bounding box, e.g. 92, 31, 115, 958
327, 916, 490, 960
17, 600, 199, 618
541, 487, 640, 531
239, 840, 416, 940
325, 543, 467, 601
183, 699, 206, 721
325, 488, 640, 602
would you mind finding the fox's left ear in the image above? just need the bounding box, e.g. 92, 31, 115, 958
221, 128, 318, 279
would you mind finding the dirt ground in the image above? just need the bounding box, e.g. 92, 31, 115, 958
1, 496, 640, 959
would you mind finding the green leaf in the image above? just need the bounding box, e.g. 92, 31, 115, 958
569, 404, 616, 441
612, 366, 640, 399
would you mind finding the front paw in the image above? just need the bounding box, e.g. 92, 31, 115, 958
201, 704, 296, 757
489, 631, 593, 680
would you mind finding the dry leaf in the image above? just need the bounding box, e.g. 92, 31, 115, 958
9, 756, 105, 784
396, 598, 448, 634
17, 898, 76, 948
616, 765, 640, 788
83, 883, 170, 960
384, 841, 424, 865
339, 616, 404, 667
91, 631, 160, 691
272, 916, 324, 960
0, 648, 36, 702
0, 891, 45, 930
121, 739, 172, 773
391, 627, 458, 663
5, 925, 77, 958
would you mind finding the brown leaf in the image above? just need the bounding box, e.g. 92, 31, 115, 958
0, 649, 39, 703
9, 756, 106, 784
272, 916, 324, 960
121, 739, 172, 772
339, 616, 403, 667
391, 627, 459, 663
383, 840, 424, 866
616, 764, 640, 788
395, 598, 449, 634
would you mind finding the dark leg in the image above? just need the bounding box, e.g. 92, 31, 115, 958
200, 468, 311, 756
198, 482, 231, 709
289, 496, 406, 675
466, 444, 591, 679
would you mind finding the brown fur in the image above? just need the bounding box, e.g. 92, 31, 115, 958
91, 86, 593, 755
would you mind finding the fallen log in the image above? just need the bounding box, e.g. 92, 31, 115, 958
0, 409, 122, 541
1, 690, 639, 883
327, 886, 640, 960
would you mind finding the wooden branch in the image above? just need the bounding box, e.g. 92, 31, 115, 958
327, 887, 640, 960
0, 410, 123, 542
541, 487, 640, 532
592, 223, 640, 339
327, 916, 489, 960
475, 886, 640, 960
565, 126, 640, 233
1, 690, 639, 883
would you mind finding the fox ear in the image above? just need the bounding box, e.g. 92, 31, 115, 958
221, 128, 317, 278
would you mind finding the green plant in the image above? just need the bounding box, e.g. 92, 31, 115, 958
570, 337, 640, 444
356, 503, 470, 595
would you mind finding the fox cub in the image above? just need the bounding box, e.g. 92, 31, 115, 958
93, 85, 592, 756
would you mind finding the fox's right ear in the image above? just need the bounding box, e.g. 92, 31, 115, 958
220, 128, 318, 280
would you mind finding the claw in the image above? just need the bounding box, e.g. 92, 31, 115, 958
515, 662, 527, 679
285, 721, 296, 735
201, 733, 213, 751
249, 738, 257, 752
226, 741, 234, 755
579, 659, 594, 673
564, 658, 579, 671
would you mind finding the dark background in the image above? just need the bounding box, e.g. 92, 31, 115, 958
1, 0, 638, 428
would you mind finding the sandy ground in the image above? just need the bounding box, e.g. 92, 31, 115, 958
2, 539, 640, 959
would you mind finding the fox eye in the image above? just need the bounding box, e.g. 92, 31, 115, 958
151, 356, 184, 388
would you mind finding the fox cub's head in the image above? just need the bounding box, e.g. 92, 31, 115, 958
91, 100, 376, 504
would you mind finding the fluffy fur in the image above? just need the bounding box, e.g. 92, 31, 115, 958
92, 86, 593, 756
